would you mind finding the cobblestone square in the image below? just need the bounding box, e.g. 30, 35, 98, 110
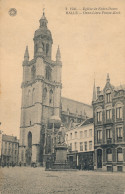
0, 167, 125, 194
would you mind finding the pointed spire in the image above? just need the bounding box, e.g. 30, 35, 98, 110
106, 73, 110, 83
24, 46, 29, 61
56, 45, 61, 61
92, 78, 97, 102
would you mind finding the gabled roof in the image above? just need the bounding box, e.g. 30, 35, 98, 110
61, 97, 93, 118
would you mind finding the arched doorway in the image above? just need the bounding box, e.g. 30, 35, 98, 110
26, 132, 32, 165
97, 149, 102, 168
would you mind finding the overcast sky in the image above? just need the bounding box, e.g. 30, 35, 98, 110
0, 0, 125, 137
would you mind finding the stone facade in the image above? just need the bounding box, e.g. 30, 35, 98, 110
19, 12, 92, 166
0, 132, 19, 166
92, 74, 125, 172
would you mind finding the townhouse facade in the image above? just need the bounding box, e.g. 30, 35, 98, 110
92, 74, 125, 172
65, 118, 94, 169
0, 133, 19, 166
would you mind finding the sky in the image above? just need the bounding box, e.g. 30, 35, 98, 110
0, 0, 125, 138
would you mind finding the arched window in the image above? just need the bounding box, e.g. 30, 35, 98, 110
45, 66, 51, 81
107, 148, 112, 161
31, 65, 36, 80
49, 90, 53, 105
32, 88, 35, 104
46, 44, 49, 55
43, 88, 47, 103
28, 132, 32, 148
117, 148, 123, 161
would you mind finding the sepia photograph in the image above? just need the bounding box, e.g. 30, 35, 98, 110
0, 0, 125, 193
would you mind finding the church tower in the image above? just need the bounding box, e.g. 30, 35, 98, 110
19, 11, 62, 166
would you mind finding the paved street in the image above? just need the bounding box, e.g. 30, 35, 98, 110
0, 167, 125, 194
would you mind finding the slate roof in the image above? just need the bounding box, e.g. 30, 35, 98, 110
61, 97, 93, 118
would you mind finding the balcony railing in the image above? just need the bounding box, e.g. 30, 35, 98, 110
117, 137, 122, 142
107, 138, 112, 144
97, 140, 102, 144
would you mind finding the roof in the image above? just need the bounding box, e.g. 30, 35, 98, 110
80, 118, 94, 126
61, 97, 93, 118
114, 84, 125, 91
2, 135, 19, 143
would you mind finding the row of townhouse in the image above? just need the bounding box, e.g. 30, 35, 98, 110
0, 131, 19, 166
66, 74, 125, 172
65, 118, 94, 170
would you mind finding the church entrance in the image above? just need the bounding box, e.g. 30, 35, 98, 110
26, 132, 32, 165
97, 149, 102, 168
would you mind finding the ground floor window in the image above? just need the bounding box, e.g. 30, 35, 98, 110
117, 148, 123, 162
117, 166, 123, 172
107, 148, 112, 161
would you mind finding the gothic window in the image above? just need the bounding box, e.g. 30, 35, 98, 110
45, 66, 51, 81
49, 90, 53, 104
46, 44, 49, 55
43, 88, 47, 103
28, 132, 32, 148
117, 148, 123, 162
31, 65, 36, 80
107, 148, 112, 161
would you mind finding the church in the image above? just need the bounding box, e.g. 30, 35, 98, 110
19, 11, 92, 166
